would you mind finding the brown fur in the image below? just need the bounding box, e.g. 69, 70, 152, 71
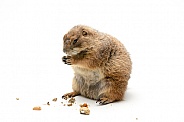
62, 25, 132, 105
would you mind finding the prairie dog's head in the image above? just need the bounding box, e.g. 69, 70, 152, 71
63, 25, 98, 56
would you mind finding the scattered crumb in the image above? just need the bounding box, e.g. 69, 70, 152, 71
63, 104, 66, 106
16, 98, 19, 100
33, 106, 41, 110
61, 102, 63, 104
80, 107, 90, 115
80, 103, 90, 115
52, 98, 57, 102
47, 102, 50, 105
68, 97, 75, 104
67, 103, 73, 106
80, 103, 88, 108
136, 118, 138, 120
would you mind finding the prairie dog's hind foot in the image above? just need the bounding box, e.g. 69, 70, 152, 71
96, 97, 114, 105
62, 91, 80, 100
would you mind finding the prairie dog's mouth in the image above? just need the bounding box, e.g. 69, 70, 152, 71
66, 48, 84, 56
71, 50, 79, 55
67, 47, 93, 56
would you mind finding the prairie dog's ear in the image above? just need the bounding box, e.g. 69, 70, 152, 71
82, 30, 88, 36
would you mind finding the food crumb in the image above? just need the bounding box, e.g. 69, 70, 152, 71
67, 103, 73, 106
16, 98, 19, 100
68, 97, 75, 104
80, 107, 90, 115
33, 106, 41, 110
80, 103, 90, 115
47, 102, 50, 105
52, 98, 57, 102
80, 103, 88, 108
136, 118, 138, 120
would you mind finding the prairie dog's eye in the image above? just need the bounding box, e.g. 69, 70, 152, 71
73, 39, 78, 44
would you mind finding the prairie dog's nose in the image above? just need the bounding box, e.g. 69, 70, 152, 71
63, 48, 66, 53
65, 39, 70, 44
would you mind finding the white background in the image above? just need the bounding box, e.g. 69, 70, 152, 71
0, 0, 184, 121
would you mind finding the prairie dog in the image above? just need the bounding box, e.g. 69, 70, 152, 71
62, 25, 132, 105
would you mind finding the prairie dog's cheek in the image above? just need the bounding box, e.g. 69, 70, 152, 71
78, 41, 88, 48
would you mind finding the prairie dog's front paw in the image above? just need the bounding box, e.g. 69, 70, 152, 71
62, 56, 73, 65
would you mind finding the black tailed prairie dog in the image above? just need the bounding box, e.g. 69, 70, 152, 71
62, 25, 132, 105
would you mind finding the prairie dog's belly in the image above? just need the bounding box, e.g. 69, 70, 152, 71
72, 66, 105, 99
72, 66, 104, 85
